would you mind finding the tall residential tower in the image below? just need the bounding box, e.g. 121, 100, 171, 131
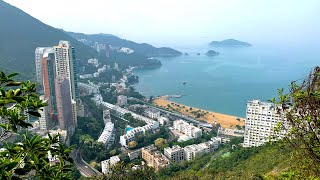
243, 99, 285, 147
35, 41, 78, 136
53, 41, 78, 99
53, 41, 78, 133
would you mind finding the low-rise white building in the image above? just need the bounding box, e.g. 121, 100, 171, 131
91, 94, 160, 147
164, 145, 185, 163
183, 138, 221, 161
101, 156, 120, 174
118, 47, 134, 54
119, 123, 154, 147
145, 108, 161, 119
115, 83, 126, 93
88, 58, 99, 66
79, 74, 93, 79
158, 117, 169, 126
103, 109, 112, 124
218, 127, 245, 138
93, 72, 99, 77
114, 63, 119, 70
117, 95, 128, 106
98, 65, 107, 73
128, 149, 141, 160
97, 122, 114, 146
173, 120, 202, 139
78, 82, 99, 96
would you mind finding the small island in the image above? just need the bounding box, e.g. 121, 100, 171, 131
197, 53, 201, 56
205, 50, 220, 56
209, 39, 252, 47
184, 53, 189, 56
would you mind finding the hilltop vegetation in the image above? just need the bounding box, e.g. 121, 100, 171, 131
0, 0, 177, 81
209, 39, 252, 47
0, 0, 97, 80
66, 31, 182, 57
163, 143, 317, 180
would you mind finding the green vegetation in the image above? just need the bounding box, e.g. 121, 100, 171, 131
128, 141, 138, 149
124, 113, 147, 127
134, 127, 169, 149
84, 68, 122, 84
70, 96, 114, 163
108, 51, 162, 68
156, 137, 242, 179
168, 129, 217, 148
160, 67, 320, 179
156, 140, 318, 180
99, 162, 156, 180
67, 31, 182, 57
154, 138, 167, 150
272, 66, 320, 175
0, 1, 98, 80
0, 1, 181, 81
0, 71, 75, 179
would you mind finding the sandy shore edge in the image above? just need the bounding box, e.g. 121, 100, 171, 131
153, 97, 245, 129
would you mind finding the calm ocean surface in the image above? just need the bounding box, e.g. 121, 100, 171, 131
133, 44, 319, 117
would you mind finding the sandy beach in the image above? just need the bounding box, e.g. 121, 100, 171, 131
153, 97, 245, 129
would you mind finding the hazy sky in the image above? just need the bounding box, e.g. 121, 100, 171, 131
4, 0, 320, 47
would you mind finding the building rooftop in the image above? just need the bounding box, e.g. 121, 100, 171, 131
146, 108, 160, 114
164, 145, 183, 153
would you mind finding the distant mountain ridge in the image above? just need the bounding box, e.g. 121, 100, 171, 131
0, 0, 97, 80
66, 31, 182, 57
209, 39, 252, 47
0, 0, 180, 80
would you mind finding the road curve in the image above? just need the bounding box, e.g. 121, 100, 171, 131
72, 148, 102, 177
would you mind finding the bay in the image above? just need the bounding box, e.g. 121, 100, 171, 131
133, 44, 319, 117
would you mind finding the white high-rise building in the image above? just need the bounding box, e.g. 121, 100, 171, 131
53, 40, 78, 100
243, 99, 285, 147
53, 41, 78, 135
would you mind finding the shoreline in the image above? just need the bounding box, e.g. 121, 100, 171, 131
153, 97, 245, 129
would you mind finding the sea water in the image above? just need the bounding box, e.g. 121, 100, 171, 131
134, 44, 319, 117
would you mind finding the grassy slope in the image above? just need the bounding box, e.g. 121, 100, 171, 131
167, 143, 311, 180
209, 145, 291, 179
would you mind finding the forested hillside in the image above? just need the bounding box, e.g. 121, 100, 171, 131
67, 31, 182, 57
0, 0, 97, 80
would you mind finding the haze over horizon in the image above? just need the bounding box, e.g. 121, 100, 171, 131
4, 0, 320, 47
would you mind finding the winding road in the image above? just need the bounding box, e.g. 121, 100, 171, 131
72, 148, 102, 177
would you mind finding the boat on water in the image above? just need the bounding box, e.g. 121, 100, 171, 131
183, 81, 187, 85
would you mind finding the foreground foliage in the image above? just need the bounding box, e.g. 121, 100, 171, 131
0, 71, 74, 179
274, 66, 320, 175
